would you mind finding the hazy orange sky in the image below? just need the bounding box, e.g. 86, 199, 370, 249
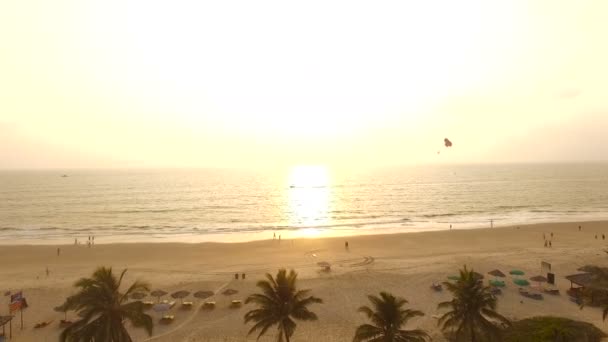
1, 0, 607, 169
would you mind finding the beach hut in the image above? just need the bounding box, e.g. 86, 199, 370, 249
565, 273, 595, 302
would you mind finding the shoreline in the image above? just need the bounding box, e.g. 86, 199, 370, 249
1, 218, 606, 246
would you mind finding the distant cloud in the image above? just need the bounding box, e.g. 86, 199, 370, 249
557, 88, 581, 99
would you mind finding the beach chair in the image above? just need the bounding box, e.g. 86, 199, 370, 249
34, 320, 53, 329
230, 300, 242, 308
181, 301, 194, 309
203, 301, 216, 310
543, 288, 560, 295
160, 315, 175, 324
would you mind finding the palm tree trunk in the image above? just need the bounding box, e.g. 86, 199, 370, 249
284, 329, 290, 342
470, 324, 476, 342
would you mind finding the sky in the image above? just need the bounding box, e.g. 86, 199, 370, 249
1, 0, 607, 169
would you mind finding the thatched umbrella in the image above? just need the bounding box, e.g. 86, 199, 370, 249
530, 275, 548, 288
193, 291, 214, 300
222, 288, 238, 296
130, 292, 147, 300
488, 269, 506, 278
151, 290, 168, 302
171, 290, 190, 303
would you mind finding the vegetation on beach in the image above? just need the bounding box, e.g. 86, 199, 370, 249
60, 267, 153, 342
244, 268, 323, 342
438, 265, 510, 341
502, 316, 606, 342
353, 291, 429, 342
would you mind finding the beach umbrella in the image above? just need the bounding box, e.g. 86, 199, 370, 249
151, 290, 168, 302
513, 279, 530, 286
530, 275, 548, 288
488, 269, 506, 278
130, 292, 147, 300
193, 290, 214, 300
171, 290, 190, 303
222, 289, 238, 296
510, 270, 525, 276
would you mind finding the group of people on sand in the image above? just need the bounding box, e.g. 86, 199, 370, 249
73, 235, 96, 247
273, 232, 281, 242
577, 225, 605, 240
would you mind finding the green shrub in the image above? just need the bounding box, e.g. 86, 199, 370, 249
503, 316, 606, 342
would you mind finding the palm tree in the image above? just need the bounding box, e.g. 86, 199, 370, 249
244, 268, 322, 342
438, 265, 510, 342
354, 291, 429, 342
60, 267, 153, 342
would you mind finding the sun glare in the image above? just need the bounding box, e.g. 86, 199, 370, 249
286, 165, 332, 237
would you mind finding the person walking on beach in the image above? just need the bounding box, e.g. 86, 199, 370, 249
450, 224, 452, 230
57, 248, 61, 256
46, 266, 49, 277
595, 234, 598, 240
579, 225, 582, 231
345, 241, 349, 250
279, 235, 281, 243
549, 241, 552, 247
273, 232, 276, 240
603, 234, 605, 240
92, 236, 95, 245
544, 240, 547, 248
551, 232, 554, 238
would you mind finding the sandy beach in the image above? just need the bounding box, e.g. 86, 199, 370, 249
2, 221, 608, 341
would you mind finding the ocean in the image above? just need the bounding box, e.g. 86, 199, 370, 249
1, 164, 607, 244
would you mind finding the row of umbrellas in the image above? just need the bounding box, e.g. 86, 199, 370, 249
131, 290, 217, 302
447, 269, 549, 287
